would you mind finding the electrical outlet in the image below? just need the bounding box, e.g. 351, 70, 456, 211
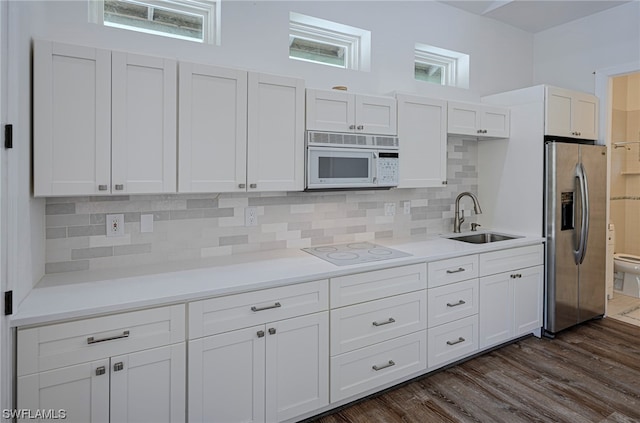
384, 202, 396, 217
106, 214, 125, 237
245, 207, 258, 227
403, 201, 411, 215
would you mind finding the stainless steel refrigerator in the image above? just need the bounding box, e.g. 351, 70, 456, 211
544, 139, 607, 335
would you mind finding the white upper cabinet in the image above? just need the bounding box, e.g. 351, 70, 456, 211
247, 73, 305, 192
545, 86, 598, 140
448, 101, 510, 138
34, 40, 177, 196
112, 52, 177, 194
306, 89, 397, 135
396, 94, 447, 188
178, 65, 304, 193
34, 40, 112, 197
178, 64, 248, 193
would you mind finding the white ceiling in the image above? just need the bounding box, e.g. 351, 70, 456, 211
438, 0, 631, 33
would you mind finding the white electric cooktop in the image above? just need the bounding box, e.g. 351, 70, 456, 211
302, 241, 411, 266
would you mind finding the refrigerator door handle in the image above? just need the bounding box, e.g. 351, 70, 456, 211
575, 163, 590, 265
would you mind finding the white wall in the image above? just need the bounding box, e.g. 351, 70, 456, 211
533, 1, 640, 94
27, 1, 534, 101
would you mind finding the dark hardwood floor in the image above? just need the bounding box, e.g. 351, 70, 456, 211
310, 318, 640, 423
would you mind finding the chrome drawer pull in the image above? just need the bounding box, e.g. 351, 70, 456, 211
257, 330, 265, 338
446, 267, 465, 274
446, 300, 466, 308
87, 330, 130, 345
446, 337, 465, 346
372, 318, 396, 327
251, 302, 281, 312
372, 360, 395, 371
510, 274, 522, 279
113, 362, 124, 372
95, 366, 106, 376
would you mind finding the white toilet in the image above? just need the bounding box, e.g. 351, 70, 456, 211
614, 253, 640, 298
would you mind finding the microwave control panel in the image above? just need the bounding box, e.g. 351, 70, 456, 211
377, 153, 399, 186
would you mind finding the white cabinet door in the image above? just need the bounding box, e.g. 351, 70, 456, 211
247, 73, 305, 192
112, 52, 177, 194
448, 102, 509, 138
306, 89, 397, 135
306, 89, 355, 133
188, 326, 266, 423
396, 94, 447, 187
178, 63, 247, 193
479, 273, 512, 349
354, 94, 397, 135
34, 40, 111, 196
479, 265, 544, 349
266, 312, 329, 423
18, 359, 110, 423
513, 265, 544, 336
110, 344, 186, 423
545, 86, 598, 139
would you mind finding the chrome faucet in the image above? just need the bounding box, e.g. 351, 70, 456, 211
453, 192, 482, 233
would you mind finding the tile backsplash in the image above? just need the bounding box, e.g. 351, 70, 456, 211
44, 138, 478, 274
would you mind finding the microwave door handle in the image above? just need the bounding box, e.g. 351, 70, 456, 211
372, 152, 378, 183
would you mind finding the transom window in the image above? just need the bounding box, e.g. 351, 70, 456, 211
415, 43, 469, 89
289, 12, 371, 71
90, 0, 219, 45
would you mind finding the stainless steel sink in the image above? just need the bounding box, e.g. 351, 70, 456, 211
449, 232, 521, 244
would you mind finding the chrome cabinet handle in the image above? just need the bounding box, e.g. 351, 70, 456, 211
257, 330, 265, 338
446, 267, 465, 274
510, 274, 522, 279
372, 318, 396, 327
446, 337, 465, 346
113, 362, 124, 372
239, 183, 246, 188
251, 302, 281, 312
477, 129, 483, 134
87, 330, 130, 344
95, 366, 106, 376
349, 124, 356, 130
268, 328, 276, 335
446, 300, 466, 307
98, 185, 108, 191
249, 183, 257, 189
372, 360, 395, 371
356, 125, 364, 130
114, 184, 124, 191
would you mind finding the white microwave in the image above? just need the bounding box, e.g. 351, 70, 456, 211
306, 131, 399, 190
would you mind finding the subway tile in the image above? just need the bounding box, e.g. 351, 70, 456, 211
45, 260, 90, 274
187, 199, 219, 209
219, 235, 249, 246
201, 245, 233, 258
89, 195, 130, 202
90, 214, 106, 225
46, 214, 90, 227
170, 209, 205, 220
68, 225, 107, 237
46, 227, 67, 239
203, 208, 234, 218
45, 203, 76, 215
301, 229, 325, 238
124, 212, 141, 223
71, 246, 113, 260
114, 243, 152, 256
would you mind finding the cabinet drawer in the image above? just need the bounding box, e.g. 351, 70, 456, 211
479, 244, 544, 277
428, 255, 479, 288
188, 279, 328, 338
428, 279, 479, 328
330, 331, 427, 403
428, 315, 478, 369
330, 264, 427, 308
18, 304, 186, 376
330, 291, 427, 356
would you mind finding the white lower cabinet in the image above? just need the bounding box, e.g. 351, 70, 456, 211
479, 265, 544, 349
188, 312, 328, 423
17, 305, 187, 423
427, 315, 479, 369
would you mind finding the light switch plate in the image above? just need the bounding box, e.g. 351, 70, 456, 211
141, 214, 154, 233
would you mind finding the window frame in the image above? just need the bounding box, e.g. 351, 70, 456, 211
89, 0, 220, 45
414, 43, 469, 89
289, 12, 371, 72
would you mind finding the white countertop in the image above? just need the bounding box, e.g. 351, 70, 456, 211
12, 231, 544, 327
